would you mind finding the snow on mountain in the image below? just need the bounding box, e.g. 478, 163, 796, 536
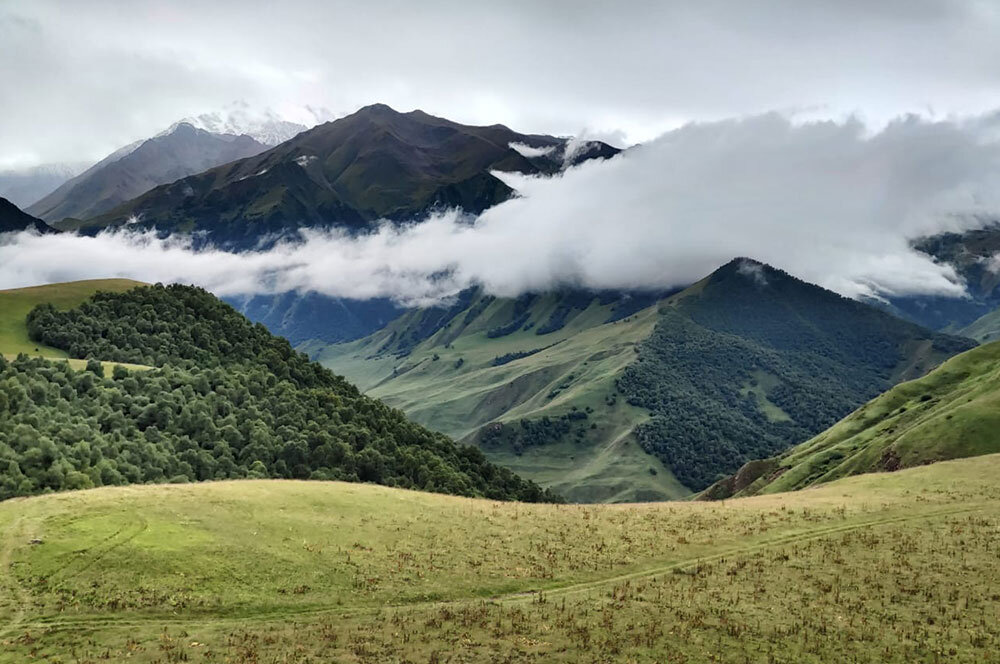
174, 101, 308, 146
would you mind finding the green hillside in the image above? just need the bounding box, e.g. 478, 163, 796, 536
701, 340, 1000, 499
0, 279, 145, 359
1, 455, 999, 662
0, 284, 552, 502
961, 305, 1000, 343
318, 260, 974, 501
314, 289, 679, 503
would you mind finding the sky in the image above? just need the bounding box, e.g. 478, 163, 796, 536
3, 1, 1000, 303
4, 0, 1000, 167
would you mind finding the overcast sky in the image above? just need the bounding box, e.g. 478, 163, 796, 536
4, 0, 1000, 167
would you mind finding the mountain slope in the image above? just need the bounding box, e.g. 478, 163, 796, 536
4, 283, 554, 502
701, 340, 1000, 499
618, 258, 977, 490
961, 306, 1000, 343
74, 104, 620, 244
0, 196, 57, 234
887, 224, 1000, 330
28, 123, 268, 222
314, 288, 677, 503
225, 291, 406, 346
317, 259, 972, 501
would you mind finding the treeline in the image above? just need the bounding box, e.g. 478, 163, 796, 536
2, 284, 558, 502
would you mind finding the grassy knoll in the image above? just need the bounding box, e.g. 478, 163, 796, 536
0, 279, 144, 358
1, 455, 999, 662
704, 340, 1000, 499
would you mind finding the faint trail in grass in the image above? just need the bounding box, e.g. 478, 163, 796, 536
17, 503, 987, 634
48, 512, 149, 588
0, 514, 37, 643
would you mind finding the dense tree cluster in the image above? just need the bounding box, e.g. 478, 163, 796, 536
618, 260, 975, 491
4, 285, 557, 502
478, 413, 590, 455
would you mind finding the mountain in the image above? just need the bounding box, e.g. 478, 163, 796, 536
175, 100, 307, 146
225, 292, 406, 346
315, 259, 973, 501
27, 123, 269, 223
701, 340, 1000, 499
70, 104, 621, 245
0, 162, 86, 208
0, 282, 554, 502
886, 223, 1000, 330
0, 196, 56, 234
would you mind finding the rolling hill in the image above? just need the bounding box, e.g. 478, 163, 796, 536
0, 283, 552, 502
28, 123, 269, 223
70, 104, 620, 245
316, 259, 974, 501
701, 339, 1000, 499
0, 197, 56, 235
1, 455, 998, 662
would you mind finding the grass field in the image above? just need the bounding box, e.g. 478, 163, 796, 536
0, 279, 145, 358
317, 294, 690, 502
1, 455, 998, 662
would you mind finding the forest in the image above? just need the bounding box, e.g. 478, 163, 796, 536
0, 285, 557, 502
617, 260, 975, 490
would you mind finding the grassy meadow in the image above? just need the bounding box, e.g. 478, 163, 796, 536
1, 454, 998, 662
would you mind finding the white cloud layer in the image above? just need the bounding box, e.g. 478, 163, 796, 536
2, 112, 1000, 304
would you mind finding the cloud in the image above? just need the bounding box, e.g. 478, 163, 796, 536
508, 142, 555, 159
2, 112, 1000, 305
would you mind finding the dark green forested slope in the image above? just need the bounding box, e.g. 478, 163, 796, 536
617, 259, 976, 490
0, 284, 556, 502
700, 340, 1000, 499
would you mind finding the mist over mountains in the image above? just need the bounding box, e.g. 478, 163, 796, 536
2, 109, 1000, 310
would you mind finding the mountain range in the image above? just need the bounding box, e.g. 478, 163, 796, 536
315, 259, 974, 500
27, 123, 270, 223
62, 104, 619, 245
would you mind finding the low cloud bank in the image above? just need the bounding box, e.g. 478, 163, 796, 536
3, 112, 1000, 304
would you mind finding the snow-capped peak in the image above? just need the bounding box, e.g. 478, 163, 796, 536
174, 101, 308, 146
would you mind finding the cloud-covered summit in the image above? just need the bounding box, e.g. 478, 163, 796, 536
2, 111, 1000, 304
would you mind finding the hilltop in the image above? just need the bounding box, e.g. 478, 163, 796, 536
69, 104, 619, 245
0, 279, 145, 359
701, 339, 1000, 499
1, 455, 998, 662
318, 259, 974, 500
0, 282, 552, 502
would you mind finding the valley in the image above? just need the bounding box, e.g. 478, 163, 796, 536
318, 260, 975, 501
